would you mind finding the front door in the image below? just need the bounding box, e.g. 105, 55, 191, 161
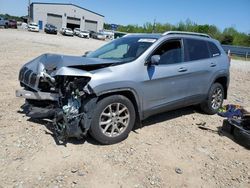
141, 39, 191, 116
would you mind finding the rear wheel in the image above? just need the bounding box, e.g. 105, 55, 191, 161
90, 95, 135, 144
200, 83, 224, 115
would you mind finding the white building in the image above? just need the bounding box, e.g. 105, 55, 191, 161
30, 2, 104, 32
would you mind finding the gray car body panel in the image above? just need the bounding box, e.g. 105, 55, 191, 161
17, 33, 230, 120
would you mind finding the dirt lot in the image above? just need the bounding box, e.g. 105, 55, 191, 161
0, 29, 249, 188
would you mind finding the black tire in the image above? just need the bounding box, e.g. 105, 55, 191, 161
90, 95, 136, 145
200, 83, 224, 115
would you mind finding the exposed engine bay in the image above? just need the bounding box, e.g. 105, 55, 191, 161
51, 76, 95, 143
20, 75, 97, 143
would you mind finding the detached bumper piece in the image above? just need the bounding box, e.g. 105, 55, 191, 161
21, 103, 56, 119
16, 89, 59, 101
222, 118, 250, 149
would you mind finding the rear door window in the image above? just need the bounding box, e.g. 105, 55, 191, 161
208, 42, 221, 57
184, 39, 210, 61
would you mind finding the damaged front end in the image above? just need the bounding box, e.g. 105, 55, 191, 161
16, 54, 102, 143
52, 76, 97, 143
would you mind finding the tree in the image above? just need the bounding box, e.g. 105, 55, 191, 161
221, 35, 234, 45
105, 20, 250, 47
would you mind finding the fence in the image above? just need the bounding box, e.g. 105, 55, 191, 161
222, 45, 250, 60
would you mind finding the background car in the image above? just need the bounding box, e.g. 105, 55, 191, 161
78, 30, 90, 38
60, 27, 66, 34
0, 17, 9, 28
28, 22, 39, 32
20, 22, 28, 30
44, 24, 57, 34
88, 30, 96, 38
62, 28, 74, 36
92, 32, 106, 40
8, 20, 17, 29
114, 31, 127, 39
73, 28, 81, 36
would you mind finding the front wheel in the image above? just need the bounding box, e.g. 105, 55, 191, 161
90, 95, 136, 144
200, 83, 224, 115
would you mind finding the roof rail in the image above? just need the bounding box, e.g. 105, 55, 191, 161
162, 31, 211, 38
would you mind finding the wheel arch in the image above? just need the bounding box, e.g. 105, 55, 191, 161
96, 88, 142, 121
213, 75, 229, 99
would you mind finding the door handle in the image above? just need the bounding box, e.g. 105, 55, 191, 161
178, 67, 187, 72
210, 62, 216, 67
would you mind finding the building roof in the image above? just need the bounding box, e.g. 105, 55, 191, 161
31, 2, 104, 17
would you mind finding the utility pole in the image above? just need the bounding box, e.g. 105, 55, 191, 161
28, 0, 30, 23
152, 18, 156, 33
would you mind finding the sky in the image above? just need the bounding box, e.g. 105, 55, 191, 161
0, 0, 249, 33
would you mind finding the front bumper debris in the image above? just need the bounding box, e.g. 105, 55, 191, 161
16, 89, 59, 101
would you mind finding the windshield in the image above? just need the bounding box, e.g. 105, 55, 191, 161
86, 36, 157, 62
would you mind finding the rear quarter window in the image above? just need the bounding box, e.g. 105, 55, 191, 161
208, 41, 221, 57
184, 38, 210, 61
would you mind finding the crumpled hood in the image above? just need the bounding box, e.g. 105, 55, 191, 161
24, 53, 119, 74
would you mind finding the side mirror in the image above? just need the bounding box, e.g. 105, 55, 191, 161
83, 51, 92, 57
146, 55, 160, 66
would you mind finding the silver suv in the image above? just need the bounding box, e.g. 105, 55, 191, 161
16, 31, 230, 144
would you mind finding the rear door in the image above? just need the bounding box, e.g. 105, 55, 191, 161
182, 38, 217, 98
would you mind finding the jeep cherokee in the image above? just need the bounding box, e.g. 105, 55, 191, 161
16, 31, 230, 144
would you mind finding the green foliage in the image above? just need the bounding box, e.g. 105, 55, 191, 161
221, 35, 234, 45
104, 20, 250, 47
0, 14, 22, 21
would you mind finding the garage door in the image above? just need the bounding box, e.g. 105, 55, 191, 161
67, 17, 81, 30
47, 13, 62, 29
85, 20, 98, 32
67, 17, 80, 25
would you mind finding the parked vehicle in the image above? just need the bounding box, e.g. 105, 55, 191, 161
44, 24, 57, 34
78, 30, 90, 38
73, 28, 81, 36
8, 20, 17, 29
28, 22, 39, 32
88, 30, 96, 38
60, 27, 66, 34
102, 30, 114, 40
92, 32, 106, 40
16, 31, 230, 144
114, 31, 127, 39
62, 28, 74, 36
21, 22, 28, 30
0, 17, 9, 28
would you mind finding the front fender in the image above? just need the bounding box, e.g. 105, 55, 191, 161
91, 82, 143, 119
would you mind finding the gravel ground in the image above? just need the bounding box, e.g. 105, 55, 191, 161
0, 29, 249, 188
